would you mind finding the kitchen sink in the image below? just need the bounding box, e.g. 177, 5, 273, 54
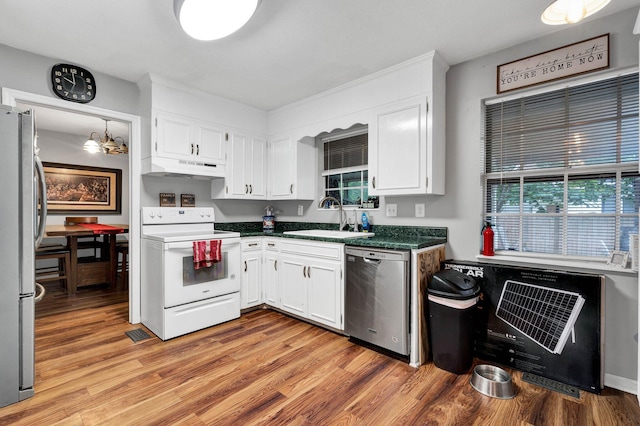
283, 229, 375, 239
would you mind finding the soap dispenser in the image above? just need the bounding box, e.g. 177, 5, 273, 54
361, 212, 369, 232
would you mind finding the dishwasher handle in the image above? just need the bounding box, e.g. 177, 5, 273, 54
363, 257, 382, 265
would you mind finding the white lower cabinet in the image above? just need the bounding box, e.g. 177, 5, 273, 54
263, 238, 280, 307
241, 238, 262, 309
240, 236, 344, 331
279, 240, 344, 330
306, 258, 342, 329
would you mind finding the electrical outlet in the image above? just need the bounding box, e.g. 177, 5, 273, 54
415, 203, 425, 217
297, 204, 304, 215
386, 203, 397, 217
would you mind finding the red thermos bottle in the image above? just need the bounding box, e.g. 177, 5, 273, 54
482, 222, 495, 256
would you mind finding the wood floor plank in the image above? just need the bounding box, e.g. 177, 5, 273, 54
1, 289, 639, 426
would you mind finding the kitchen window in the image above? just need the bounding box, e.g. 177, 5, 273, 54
322, 126, 378, 208
483, 72, 639, 260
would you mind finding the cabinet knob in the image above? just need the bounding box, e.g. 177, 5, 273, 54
244, 261, 247, 272
290, 184, 293, 194
245, 184, 249, 194
274, 260, 278, 271
190, 143, 194, 155
249, 184, 253, 194
303, 266, 307, 278
372, 176, 376, 189
196, 144, 200, 156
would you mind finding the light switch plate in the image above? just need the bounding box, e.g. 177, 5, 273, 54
415, 203, 425, 217
386, 204, 397, 217
297, 204, 303, 215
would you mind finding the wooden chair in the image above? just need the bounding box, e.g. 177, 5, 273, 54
65, 216, 103, 259
35, 244, 71, 291
116, 241, 129, 291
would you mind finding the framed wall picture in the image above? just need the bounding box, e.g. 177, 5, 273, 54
181, 194, 195, 207
607, 250, 629, 268
43, 162, 121, 214
159, 193, 176, 207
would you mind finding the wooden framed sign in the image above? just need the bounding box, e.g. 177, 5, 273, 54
159, 192, 176, 207
181, 194, 195, 207
497, 34, 609, 94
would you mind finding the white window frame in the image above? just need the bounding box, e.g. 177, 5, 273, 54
320, 126, 376, 209
481, 68, 639, 271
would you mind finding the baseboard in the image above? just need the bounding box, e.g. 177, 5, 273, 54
604, 373, 637, 395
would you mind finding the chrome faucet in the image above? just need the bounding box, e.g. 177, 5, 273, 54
318, 196, 347, 231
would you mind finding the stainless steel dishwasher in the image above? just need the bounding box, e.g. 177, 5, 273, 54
345, 246, 410, 355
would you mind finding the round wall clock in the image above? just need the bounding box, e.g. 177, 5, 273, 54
51, 63, 96, 103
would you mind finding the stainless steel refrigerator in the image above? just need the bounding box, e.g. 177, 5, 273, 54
0, 104, 46, 407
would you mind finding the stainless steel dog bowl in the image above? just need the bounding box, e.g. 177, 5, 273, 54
470, 365, 516, 399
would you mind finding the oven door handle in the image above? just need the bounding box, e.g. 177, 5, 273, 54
165, 239, 241, 250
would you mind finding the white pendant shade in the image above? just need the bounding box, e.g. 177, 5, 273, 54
541, 0, 611, 25
83, 139, 102, 154
174, 0, 260, 41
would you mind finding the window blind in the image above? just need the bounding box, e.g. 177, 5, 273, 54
323, 132, 368, 171
485, 73, 639, 174
484, 72, 639, 259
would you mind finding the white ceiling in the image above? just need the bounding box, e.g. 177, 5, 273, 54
2, 0, 638, 136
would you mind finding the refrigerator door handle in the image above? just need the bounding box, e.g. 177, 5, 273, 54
34, 154, 46, 249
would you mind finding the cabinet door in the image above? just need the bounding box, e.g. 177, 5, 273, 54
264, 251, 279, 307
279, 254, 307, 316
228, 132, 249, 197
248, 137, 266, 198
307, 259, 342, 329
155, 113, 193, 161
196, 123, 225, 164
241, 252, 262, 308
369, 96, 428, 195
269, 135, 295, 198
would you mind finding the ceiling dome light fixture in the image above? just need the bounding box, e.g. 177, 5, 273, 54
541, 0, 611, 25
173, 0, 260, 41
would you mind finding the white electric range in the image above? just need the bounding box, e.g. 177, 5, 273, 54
140, 207, 241, 340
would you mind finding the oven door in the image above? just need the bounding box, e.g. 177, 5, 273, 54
163, 238, 241, 308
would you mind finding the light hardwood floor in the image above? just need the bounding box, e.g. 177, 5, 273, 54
1, 289, 639, 425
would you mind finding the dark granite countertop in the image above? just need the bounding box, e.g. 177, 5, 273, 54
217, 221, 447, 250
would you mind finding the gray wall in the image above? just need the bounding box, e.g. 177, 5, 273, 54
0, 44, 139, 115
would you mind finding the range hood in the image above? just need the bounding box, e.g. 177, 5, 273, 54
142, 157, 225, 180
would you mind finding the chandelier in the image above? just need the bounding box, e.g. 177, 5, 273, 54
541, 0, 611, 25
173, 0, 261, 41
83, 119, 128, 155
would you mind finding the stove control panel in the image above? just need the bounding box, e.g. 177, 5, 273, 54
142, 207, 214, 224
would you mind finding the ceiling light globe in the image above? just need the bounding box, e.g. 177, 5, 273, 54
174, 0, 260, 41
541, 0, 611, 25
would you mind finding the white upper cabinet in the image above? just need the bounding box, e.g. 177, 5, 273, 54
368, 95, 441, 195
268, 134, 316, 200
212, 131, 266, 199
155, 111, 225, 165
268, 51, 448, 196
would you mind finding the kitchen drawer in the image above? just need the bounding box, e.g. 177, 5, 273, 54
264, 238, 279, 251
280, 240, 343, 260
241, 239, 262, 251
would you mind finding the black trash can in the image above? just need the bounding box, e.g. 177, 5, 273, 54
428, 269, 481, 374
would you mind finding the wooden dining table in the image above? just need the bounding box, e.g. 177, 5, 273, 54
44, 224, 128, 294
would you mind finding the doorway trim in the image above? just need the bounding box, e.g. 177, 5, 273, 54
2, 88, 142, 324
